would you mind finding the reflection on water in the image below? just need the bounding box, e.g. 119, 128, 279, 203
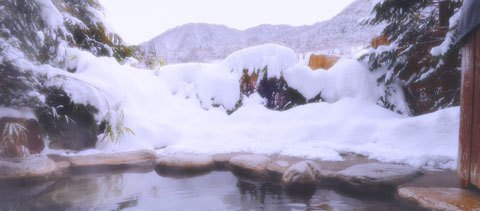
0, 171, 416, 211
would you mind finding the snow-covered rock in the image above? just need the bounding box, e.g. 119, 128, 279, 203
212, 154, 237, 169
68, 150, 157, 172
0, 156, 58, 182
155, 153, 215, 173
229, 154, 272, 178
266, 160, 292, 180
281, 161, 321, 190
398, 187, 480, 211
222, 44, 297, 78
334, 163, 422, 193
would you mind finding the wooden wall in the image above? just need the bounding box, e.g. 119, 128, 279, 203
459, 27, 480, 188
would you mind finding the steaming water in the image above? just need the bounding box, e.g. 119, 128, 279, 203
0, 171, 418, 210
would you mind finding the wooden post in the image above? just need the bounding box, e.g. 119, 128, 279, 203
459, 27, 480, 188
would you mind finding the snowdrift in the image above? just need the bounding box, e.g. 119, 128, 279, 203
54, 44, 460, 170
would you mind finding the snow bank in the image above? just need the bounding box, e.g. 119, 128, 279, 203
284, 60, 380, 101
54, 44, 460, 170
157, 44, 384, 109
0, 107, 36, 120
158, 63, 240, 111
155, 44, 297, 111
222, 44, 298, 78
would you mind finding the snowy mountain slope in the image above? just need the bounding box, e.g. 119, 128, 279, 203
141, 0, 383, 64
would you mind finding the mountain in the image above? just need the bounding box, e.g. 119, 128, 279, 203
141, 0, 384, 64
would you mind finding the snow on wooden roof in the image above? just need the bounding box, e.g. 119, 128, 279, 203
456, 0, 480, 45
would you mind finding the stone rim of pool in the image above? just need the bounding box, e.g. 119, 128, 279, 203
0, 150, 460, 210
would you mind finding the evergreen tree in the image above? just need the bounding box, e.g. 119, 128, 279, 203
0, 0, 137, 151
361, 0, 463, 115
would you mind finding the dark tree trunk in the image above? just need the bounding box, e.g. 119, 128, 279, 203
439, 0, 453, 28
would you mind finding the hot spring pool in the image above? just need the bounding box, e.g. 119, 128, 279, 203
0, 170, 421, 210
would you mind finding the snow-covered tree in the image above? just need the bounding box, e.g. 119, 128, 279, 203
361, 0, 463, 115
0, 0, 138, 150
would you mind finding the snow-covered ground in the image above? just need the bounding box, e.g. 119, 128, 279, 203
46, 44, 460, 170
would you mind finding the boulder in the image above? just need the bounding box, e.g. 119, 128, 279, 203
212, 154, 236, 170
68, 150, 157, 173
0, 156, 58, 184
333, 163, 422, 194
266, 159, 291, 180
398, 187, 480, 211
308, 54, 340, 70
155, 153, 215, 176
282, 161, 321, 186
281, 161, 321, 193
0, 117, 44, 158
229, 154, 272, 178
47, 154, 72, 175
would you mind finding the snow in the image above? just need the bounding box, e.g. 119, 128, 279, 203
0, 107, 36, 120
430, 8, 462, 57
222, 44, 297, 78
230, 155, 271, 168
276, 160, 290, 167
36, 31, 45, 45
35, 0, 64, 30
49, 44, 460, 170
1, 0, 459, 170
156, 45, 384, 109
63, 13, 88, 29
157, 63, 241, 111
284, 60, 380, 101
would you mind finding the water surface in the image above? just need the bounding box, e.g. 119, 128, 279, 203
0, 170, 418, 210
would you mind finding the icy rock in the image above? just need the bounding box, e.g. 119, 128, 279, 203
156, 153, 214, 173
398, 187, 480, 211
69, 150, 157, 172
0, 156, 58, 183
281, 161, 321, 192
335, 163, 422, 193
229, 154, 272, 178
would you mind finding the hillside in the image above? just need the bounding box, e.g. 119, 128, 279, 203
141, 0, 383, 64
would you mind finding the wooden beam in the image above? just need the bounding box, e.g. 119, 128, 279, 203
471, 29, 480, 187
458, 29, 476, 187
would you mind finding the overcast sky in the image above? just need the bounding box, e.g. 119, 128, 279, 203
99, 0, 355, 45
